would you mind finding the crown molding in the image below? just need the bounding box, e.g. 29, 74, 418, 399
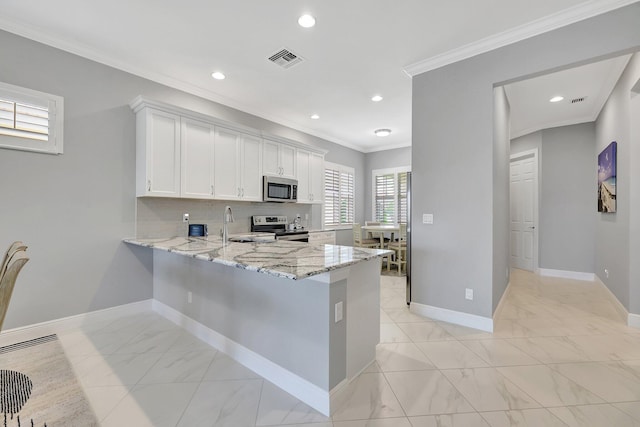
403, 0, 640, 77
0, 18, 374, 153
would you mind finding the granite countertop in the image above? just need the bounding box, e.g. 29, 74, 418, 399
124, 236, 392, 280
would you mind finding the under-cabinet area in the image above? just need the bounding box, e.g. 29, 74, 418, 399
132, 97, 326, 204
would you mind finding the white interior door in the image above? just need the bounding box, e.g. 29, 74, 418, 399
510, 150, 538, 271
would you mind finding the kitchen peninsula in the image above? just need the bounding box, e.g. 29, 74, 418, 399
125, 236, 391, 415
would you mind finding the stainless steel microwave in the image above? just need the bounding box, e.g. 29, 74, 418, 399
263, 176, 297, 202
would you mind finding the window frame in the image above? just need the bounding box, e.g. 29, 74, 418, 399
371, 166, 411, 224
324, 161, 355, 229
0, 81, 64, 155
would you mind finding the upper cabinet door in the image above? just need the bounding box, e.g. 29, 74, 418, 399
181, 118, 215, 199
262, 139, 296, 178
137, 108, 181, 197
262, 139, 280, 176
309, 152, 325, 204
213, 127, 241, 200
296, 149, 311, 203
279, 144, 296, 179
240, 135, 262, 201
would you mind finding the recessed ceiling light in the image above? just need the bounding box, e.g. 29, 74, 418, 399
310, 114, 320, 120
549, 96, 564, 103
298, 14, 316, 28
211, 71, 226, 80
374, 129, 391, 137
371, 95, 383, 102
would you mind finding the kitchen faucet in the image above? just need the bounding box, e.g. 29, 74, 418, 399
222, 205, 234, 244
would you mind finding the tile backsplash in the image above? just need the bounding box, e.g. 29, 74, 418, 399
136, 198, 319, 238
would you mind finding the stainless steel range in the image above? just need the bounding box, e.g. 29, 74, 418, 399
251, 215, 309, 242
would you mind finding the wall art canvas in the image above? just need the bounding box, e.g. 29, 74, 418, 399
598, 141, 617, 213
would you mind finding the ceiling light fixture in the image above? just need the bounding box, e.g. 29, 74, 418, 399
371, 95, 383, 102
310, 114, 320, 120
298, 14, 316, 28
374, 129, 391, 137
211, 71, 226, 80
549, 95, 564, 103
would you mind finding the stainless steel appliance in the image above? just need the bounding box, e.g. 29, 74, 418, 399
406, 172, 412, 306
251, 215, 308, 242
263, 176, 298, 202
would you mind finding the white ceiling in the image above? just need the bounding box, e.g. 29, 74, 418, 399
505, 54, 631, 139
0, 0, 636, 152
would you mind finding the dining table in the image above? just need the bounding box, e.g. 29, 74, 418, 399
361, 224, 400, 247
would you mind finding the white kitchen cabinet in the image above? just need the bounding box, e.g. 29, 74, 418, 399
213, 127, 262, 201
239, 134, 263, 201
263, 139, 296, 178
136, 107, 181, 197
181, 118, 215, 199
308, 230, 336, 245
296, 149, 324, 204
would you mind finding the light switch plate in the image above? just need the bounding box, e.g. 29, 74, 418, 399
335, 301, 343, 323
423, 213, 434, 224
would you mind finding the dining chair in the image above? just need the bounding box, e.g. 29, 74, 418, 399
353, 223, 380, 248
388, 223, 407, 275
0, 250, 29, 331
0, 241, 27, 281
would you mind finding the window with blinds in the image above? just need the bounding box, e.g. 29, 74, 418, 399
372, 167, 410, 224
0, 81, 64, 154
324, 162, 354, 227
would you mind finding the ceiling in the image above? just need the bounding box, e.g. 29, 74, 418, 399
0, 0, 636, 152
505, 54, 631, 139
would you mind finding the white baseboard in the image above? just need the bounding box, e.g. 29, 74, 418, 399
410, 302, 493, 332
152, 300, 332, 416
538, 268, 595, 281
1, 299, 153, 337
628, 313, 640, 329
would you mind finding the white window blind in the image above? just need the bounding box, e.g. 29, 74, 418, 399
0, 81, 64, 154
372, 167, 410, 224
324, 162, 354, 227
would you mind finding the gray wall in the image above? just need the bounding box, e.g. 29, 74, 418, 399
595, 53, 640, 311
539, 124, 596, 273
493, 87, 510, 311
412, 4, 640, 319
511, 124, 596, 275
0, 29, 366, 328
364, 147, 411, 220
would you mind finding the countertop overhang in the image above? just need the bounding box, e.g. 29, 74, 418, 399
124, 236, 392, 280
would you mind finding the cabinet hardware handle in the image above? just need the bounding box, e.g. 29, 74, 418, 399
211, 185, 214, 195
147, 180, 151, 191
241, 188, 244, 197
237, 188, 241, 197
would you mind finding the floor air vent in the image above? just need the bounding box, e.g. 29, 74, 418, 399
268, 48, 304, 69
571, 97, 587, 104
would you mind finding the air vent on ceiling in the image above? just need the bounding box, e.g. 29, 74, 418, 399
268, 48, 304, 69
571, 97, 587, 104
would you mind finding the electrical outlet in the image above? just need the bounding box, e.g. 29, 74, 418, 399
335, 301, 343, 323
183, 213, 190, 223
187, 291, 193, 303
465, 288, 473, 300
604, 269, 609, 278
423, 213, 434, 224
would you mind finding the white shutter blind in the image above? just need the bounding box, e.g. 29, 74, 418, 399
375, 173, 395, 223
340, 171, 354, 224
397, 172, 408, 224
324, 168, 340, 226
324, 163, 355, 227
0, 98, 49, 141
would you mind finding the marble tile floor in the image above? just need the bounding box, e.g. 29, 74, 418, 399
1, 268, 639, 426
